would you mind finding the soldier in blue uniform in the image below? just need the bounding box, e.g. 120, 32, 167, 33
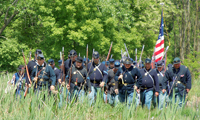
87, 51, 108, 105
114, 57, 142, 107
105, 61, 109, 69
108, 58, 115, 70
103, 61, 120, 105
83, 58, 90, 67
26, 49, 42, 87
11, 65, 26, 98
31, 54, 56, 94
153, 60, 166, 109
64, 50, 77, 75
139, 58, 159, 110
48, 59, 61, 87
162, 57, 191, 107
66, 56, 91, 102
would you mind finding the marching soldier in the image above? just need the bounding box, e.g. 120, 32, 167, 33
108, 58, 115, 70
104, 61, 120, 105
64, 50, 77, 75
153, 60, 166, 109
11, 65, 26, 98
87, 51, 108, 105
139, 58, 159, 110
66, 56, 91, 102
31, 54, 56, 94
162, 57, 191, 107
114, 57, 142, 107
26, 49, 42, 86
105, 61, 109, 68
48, 59, 61, 87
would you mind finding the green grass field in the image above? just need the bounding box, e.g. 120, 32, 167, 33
0, 73, 199, 120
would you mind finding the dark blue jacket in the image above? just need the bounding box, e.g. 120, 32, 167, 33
52, 67, 60, 85
87, 62, 108, 87
31, 63, 56, 90
139, 68, 159, 92
162, 65, 191, 95
115, 65, 142, 94
155, 69, 165, 91
64, 59, 75, 75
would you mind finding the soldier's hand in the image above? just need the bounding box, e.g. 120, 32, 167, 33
155, 92, 159, 97
134, 86, 137, 90
51, 90, 58, 94
99, 82, 105, 88
50, 85, 55, 91
105, 90, 108, 95
66, 84, 70, 90
29, 84, 31, 88
136, 89, 140, 94
62, 82, 65, 86
118, 75, 123, 80
58, 79, 61, 84
33, 77, 38, 82
186, 89, 190, 93
162, 89, 166, 94
115, 89, 119, 95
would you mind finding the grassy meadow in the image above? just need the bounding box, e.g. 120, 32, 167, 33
0, 73, 199, 120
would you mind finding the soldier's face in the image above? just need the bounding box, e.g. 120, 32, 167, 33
110, 63, 114, 68
76, 62, 82, 68
157, 66, 163, 71
124, 64, 131, 69
93, 58, 99, 64
174, 63, 181, 69
50, 63, 55, 68
71, 55, 77, 62
38, 59, 44, 66
145, 63, 151, 70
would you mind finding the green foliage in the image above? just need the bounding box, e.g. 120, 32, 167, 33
182, 52, 200, 79
0, 38, 28, 72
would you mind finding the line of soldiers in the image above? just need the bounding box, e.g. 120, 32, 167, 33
10, 49, 191, 109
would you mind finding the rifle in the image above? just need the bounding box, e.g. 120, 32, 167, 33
138, 45, 145, 66
110, 54, 113, 59
29, 51, 32, 62
22, 50, 32, 97
86, 44, 88, 72
124, 43, 130, 58
106, 42, 113, 61
62, 47, 65, 84
60, 51, 62, 60
135, 48, 137, 67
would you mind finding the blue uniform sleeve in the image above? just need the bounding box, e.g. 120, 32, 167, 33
48, 66, 56, 86
135, 68, 142, 89
31, 67, 36, 82
153, 70, 159, 92
102, 64, 108, 82
114, 68, 121, 81
66, 69, 70, 84
186, 68, 192, 89
162, 70, 171, 90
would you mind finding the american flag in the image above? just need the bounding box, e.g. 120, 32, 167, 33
154, 10, 164, 62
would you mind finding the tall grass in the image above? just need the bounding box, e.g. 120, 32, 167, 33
0, 73, 199, 119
